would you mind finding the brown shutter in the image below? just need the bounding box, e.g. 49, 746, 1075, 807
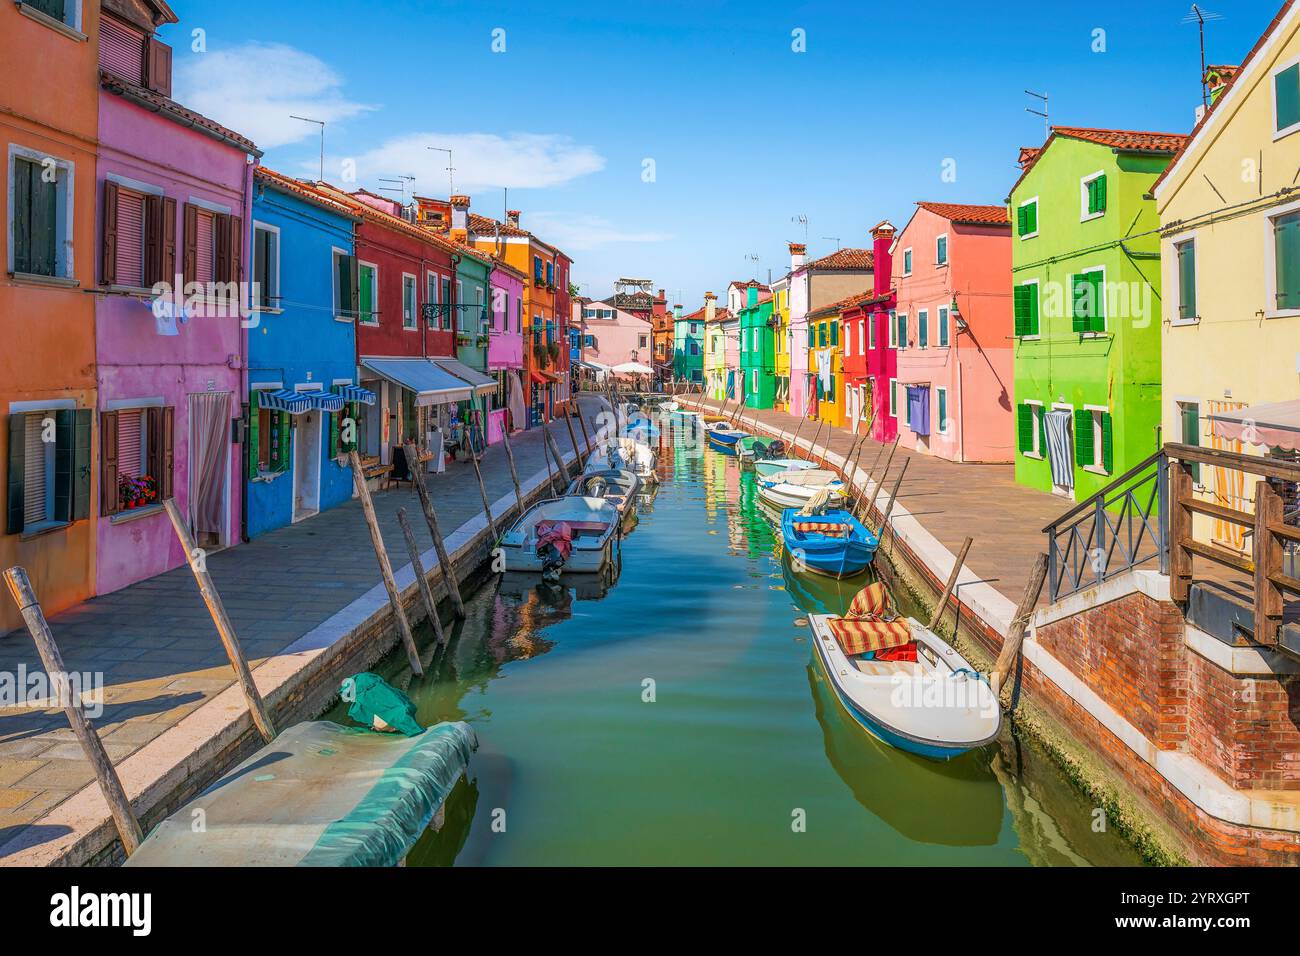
143, 194, 161, 286
101, 410, 119, 516
228, 215, 243, 284
102, 180, 119, 286
160, 196, 177, 286
214, 212, 231, 283
182, 203, 197, 285
160, 405, 174, 500
146, 37, 172, 97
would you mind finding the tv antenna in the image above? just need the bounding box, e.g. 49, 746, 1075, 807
792, 214, 808, 243
1025, 90, 1049, 139
378, 175, 416, 205
1182, 5, 1224, 109
289, 115, 325, 181
426, 146, 455, 195
821, 236, 841, 251
744, 253, 760, 278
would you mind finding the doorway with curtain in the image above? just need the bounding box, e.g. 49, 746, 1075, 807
188, 391, 231, 550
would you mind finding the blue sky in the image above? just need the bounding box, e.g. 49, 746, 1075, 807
168, 0, 1282, 306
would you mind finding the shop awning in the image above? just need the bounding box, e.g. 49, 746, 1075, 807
1209, 399, 1300, 452
257, 389, 315, 415
529, 368, 559, 385
430, 357, 497, 395
306, 392, 345, 412
360, 357, 472, 406
333, 384, 376, 405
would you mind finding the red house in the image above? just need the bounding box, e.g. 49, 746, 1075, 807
842, 222, 899, 442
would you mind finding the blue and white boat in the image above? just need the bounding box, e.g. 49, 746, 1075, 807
705, 424, 747, 446
780, 508, 878, 577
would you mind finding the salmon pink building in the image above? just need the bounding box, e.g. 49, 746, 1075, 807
892, 202, 1013, 462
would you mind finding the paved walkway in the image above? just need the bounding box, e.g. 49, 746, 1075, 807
0, 399, 604, 855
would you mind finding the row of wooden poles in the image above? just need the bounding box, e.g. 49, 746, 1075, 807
1, 400, 605, 859
695, 392, 1048, 698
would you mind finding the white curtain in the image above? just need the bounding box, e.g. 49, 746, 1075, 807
507, 370, 526, 432
189, 391, 230, 537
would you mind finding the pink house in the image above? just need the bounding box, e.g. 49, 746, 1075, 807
892, 202, 1013, 463
488, 260, 526, 440
843, 222, 898, 442
578, 300, 652, 368
95, 3, 258, 594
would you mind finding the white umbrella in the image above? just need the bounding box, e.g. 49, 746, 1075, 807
612, 361, 654, 375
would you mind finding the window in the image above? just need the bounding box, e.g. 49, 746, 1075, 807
1275, 59, 1300, 136
639, 333, 648, 348
896, 312, 908, 349
1081, 172, 1107, 220
869, 314, 876, 349
248, 393, 291, 477
1017, 198, 1039, 238
899, 382, 909, 427
22, 0, 83, 32
888, 378, 898, 418
533, 256, 543, 283
402, 274, 417, 329
475, 285, 485, 330
830, 320, 838, 347
1076, 407, 1113, 473
181, 202, 240, 288
546, 261, 554, 286
918, 310, 929, 349
1178, 402, 1201, 482
936, 388, 948, 433
1070, 269, 1105, 333
6, 408, 92, 534
1017, 402, 1043, 458
441, 277, 453, 328
690, 321, 699, 334
858, 318, 865, 355
333, 249, 356, 320
752, 369, 758, 393
99, 405, 174, 515
104, 183, 146, 288
253, 224, 278, 308
358, 263, 378, 325
100, 12, 173, 95
903, 248, 913, 275
9, 150, 74, 279
1014, 280, 1040, 336
938, 305, 950, 347
935, 234, 948, 266
1175, 239, 1197, 321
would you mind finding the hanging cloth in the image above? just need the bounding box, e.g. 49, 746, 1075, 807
1044, 409, 1075, 488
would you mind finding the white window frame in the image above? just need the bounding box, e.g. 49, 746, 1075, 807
1017, 196, 1039, 241
1024, 400, 1044, 459
902, 247, 913, 276
895, 312, 907, 350
425, 270, 440, 328
17, 0, 85, 37
401, 272, 417, 330
1168, 229, 1200, 326
1082, 404, 1109, 474
358, 260, 379, 326
936, 386, 949, 434
252, 221, 281, 313
935, 233, 949, 267
7, 144, 76, 281
1263, 197, 1300, 318
331, 247, 352, 323
1079, 170, 1106, 222
889, 378, 899, 419
937, 304, 950, 347
1273, 52, 1300, 141
917, 309, 929, 349
1070, 264, 1108, 335
857, 317, 865, 355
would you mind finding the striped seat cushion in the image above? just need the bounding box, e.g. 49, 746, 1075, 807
827, 618, 913, 655
791, 520, 849, 537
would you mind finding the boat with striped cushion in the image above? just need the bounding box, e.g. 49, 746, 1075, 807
808, 583, 1001, 760
780, 507, 878, 577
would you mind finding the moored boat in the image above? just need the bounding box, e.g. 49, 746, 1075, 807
498, 495, 620, 576
585, 437, 658, 483
568, 468, 641, 527
757, 468, 846, 510
755, 457, 817, 478
808, 583, 1001, 760
706, 424, 747, 446
781, 507, 878, 577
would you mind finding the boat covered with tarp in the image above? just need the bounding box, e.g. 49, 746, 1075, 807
499, 495, 620, 576
124, 720, 477, 866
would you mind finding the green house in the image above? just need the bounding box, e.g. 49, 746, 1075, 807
1007, 127, 1185, 502
737, 285, 774, 409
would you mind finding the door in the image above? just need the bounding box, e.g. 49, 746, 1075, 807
293, 408, 321, 521
188, 391, 231, 550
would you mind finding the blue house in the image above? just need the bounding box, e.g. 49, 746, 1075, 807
245, 168, 372, 537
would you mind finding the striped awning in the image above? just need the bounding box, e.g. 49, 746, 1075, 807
306, 391, 345, 412
258, 389, 314, 414
333, 384, 376, 405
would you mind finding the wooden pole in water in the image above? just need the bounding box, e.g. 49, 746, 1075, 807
846, 411, 876, 489
162, 498, 276, 742
540, 425, 558, 493
927, 536, 973, 633
862, 437, 900, 521
545, 424, 570, 482
576, 401, 594, 457
499, 428, 525, 519
789, 414, 804, 458
809, 419, 825, 468
877, 457, 910, 546
349, 452, 423, 676
467, 448, 498, 541
403, 441, 465, 619
991, 553, 1049, 695
563, 407, 582, 465
398, 508, 446, 646
3, 567, 145, 856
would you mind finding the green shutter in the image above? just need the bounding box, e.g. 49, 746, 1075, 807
918, 313, 928, 348
277, 411, 292, 473
1016, 205, 1027, 235
247, 391, 260, 478
52, 408, 90, 522
328, 406, 339, 460
1178, 241, 1197, 319
1181, 404, 1201, 482
1275, 211, 1300, 308
1075, 409, 1094, 467
1014, 287, 1029, 336
30, 0, 67, 18
1071, 275, 1088, 332
1095, 175, 1107, 213
1100, 411, 1113, 473
830, 321, 838, 346
1089, 272, 1105, 332
7, 414, 26, 534
938, 390, 947, 432
13, 158, 57, 277
1277, 63, 1300, 131
359, 266, 374, 323
1027, 283, 1039, 335
1016, 403, 1032, 453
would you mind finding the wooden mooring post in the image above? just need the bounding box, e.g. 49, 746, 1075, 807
3, 567, 145, 856
163, 498, 276, 742
862, 438, 900, 521
576, 403, 594, 457
928, 536, 974, 632
876, 457, 910, 546
349, 452, 423, 676
991, 553, 1049, 697
563, 407, 583, 465
467, 449, 499, 541
403, 441, 465, 619
397, 508, 446, 646
499, 428, 525, 518
545, 424, 571, 484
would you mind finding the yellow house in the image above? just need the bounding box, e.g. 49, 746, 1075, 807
806, 303, 844, 428
771, 279, 791, 410
702, 292, 727, 401
1153, 5, 1300, 553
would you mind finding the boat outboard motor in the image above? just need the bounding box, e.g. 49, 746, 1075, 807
762, 439, 786, 461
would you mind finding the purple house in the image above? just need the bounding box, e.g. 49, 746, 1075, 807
487, 260, 526, 442
94, 1, 259, 594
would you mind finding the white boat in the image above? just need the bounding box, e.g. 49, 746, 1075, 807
754, 457, 818, 478
659, 400, 680, 412
807, 613, 1001, 759
757, 468, 846, 510
498, 495, 620, 575
585, 438, 658, 483
567, 468, 641, 525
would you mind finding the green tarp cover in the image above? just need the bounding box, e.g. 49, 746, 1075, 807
345, 672, 424, 736
124, 720, 477, 867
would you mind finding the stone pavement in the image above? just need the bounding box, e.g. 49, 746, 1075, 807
0, 398, 605, 855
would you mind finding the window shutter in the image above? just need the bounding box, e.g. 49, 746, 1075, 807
1016, 404, 1032, 452
13, 160, 33, 275
1276, 64, 1300, 131
329, 405, 339, 459
1095, 175, 1107, 213
161, 195, 176, 286
919, 313, 928, 348
143, 193, 163, 286
360, 266, 374, 323
247, 392, 260, 479
1100, 411, 1114, 473
1027, 203, 1037, 234
277, 411, 292, 473
51, 408, 93, 522
1028, 283, 1039, 334
229, 214, 243, 284
29, 162, 57, 278
1074, 408, 1094, 467
101, 410, 119, 516
1071, 275, 1089, 332
150, 406, 175, 500
1016, 205, 1027, 235
6, 414, 26, 534
214, 212, 231, 283
102, 180, 119, 286
1089, 272, 1105, 331
1275, 212, 1300, 308
183, 203, 198, 285
938, 390, 947, 432
1177, 242, 1196, 319
31, 0, 66, 20
146, 38, 172, 98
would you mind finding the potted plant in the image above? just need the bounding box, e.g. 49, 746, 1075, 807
118, 473, 158, 511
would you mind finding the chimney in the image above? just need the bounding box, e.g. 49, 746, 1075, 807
871, 221, 895, 297
704, 292, 716, 323
506, 209, 521, 226
746, 285, 758, 308
450, 194, 470, 241
674, 303, 684, 320
789, 242, 806, 271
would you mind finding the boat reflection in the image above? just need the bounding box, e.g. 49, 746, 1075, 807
780, 548, 873, 616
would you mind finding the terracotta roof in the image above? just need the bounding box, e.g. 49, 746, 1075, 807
807, 289, 875, 320
1017, 147, 1041, 168
805, 247, 873, 271
314, 182, 483, 260
255, 168, 359, 219
99, 69, 259, 154
1153, 1, 1295, 195
914, 201, 1010, 226
468, 212, 530, 238
1009, 125, 1189, 200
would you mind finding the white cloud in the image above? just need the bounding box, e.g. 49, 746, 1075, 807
341, 132, 605, 193
522, 213, 673, 252
173, 42, 375, 150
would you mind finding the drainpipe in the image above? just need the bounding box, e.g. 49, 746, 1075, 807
240, 154, 256, 544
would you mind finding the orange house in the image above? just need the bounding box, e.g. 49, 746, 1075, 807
0, 0, 103, 632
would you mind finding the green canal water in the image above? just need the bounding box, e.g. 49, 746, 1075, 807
329, 416, 1143, 866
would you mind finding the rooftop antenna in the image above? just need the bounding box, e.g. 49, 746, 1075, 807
1182, 5, 1224, 109
290, 115, 325, 181
821, 236, 841, 251
744, 253, 760, 278
1025, 90, 1049, 140
792, 214, 808, 244
378, 175, 416, 206
426, 146, 455, 195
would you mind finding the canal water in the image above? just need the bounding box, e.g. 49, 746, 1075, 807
329, 414, 1143, 866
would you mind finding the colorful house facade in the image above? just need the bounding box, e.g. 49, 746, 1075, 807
1007, 126, 1186, 501
487, 260, 526, 441
703, 294, 728, 400
805, 297, 848, 428
1, 0, 103, 631
95, 1, 258, 593
893, 202, 1014, 462
784, 246, 873, 418
770, 277, 791, 410
840, 224, 897, 440
1153, 4, 1300, 554
737, 284, 774, 408
579, 301, 652, 369
673, 303, 703, 385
